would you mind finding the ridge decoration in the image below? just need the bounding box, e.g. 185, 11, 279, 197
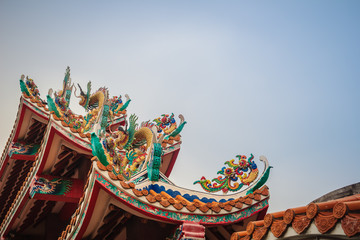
17, 67, 186, 181
194, 154, 272, 194
91, 113, 186, 180
20, 75, 44, 103
45, 67, 132, 136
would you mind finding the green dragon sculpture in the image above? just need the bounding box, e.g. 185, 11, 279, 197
90, 113, 151, 179
90, 113, 186, 180
74, 81, 131, 135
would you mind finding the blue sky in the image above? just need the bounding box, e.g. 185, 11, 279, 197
0, 1, 359, 212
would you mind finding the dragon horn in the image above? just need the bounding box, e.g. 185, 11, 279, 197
73, 84, 79, 98
178, 114, 185, 124
48, 88, 53, 97
77, 83, 85, 96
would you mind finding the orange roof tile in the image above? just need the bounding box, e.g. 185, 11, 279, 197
231, 194, 360, 240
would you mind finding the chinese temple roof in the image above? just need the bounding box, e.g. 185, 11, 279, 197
0, 67, 272, 239
231, 193, 360, 240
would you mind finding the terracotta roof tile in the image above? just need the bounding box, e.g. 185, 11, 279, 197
231, 194, 360, 240
224, 204, 233, 212
193, 199, 204, 208
119, 181, 130, 189
244, 198, 253, 205
117, 174, 124, 181
186, 203, 196, 212
342, 214, 360, 237
253, 227, 267, 240
199, 205, 209, 213
333, 202, 347, 219
228, 199, 237, 206
173, 202, 184, 210
160, 199, 170, 207
292, 214, 311, 234
247, 193, 254, 199
168, 197, 176, 205
132, 188, 143, 197
211, 205, 221, 213
260, 187, 269, 196
108, 172, 117, 180
145, 194, 156, 203
254, 194, 261, 201
283, 209, 294, 224
155, 194, 162, 202
175, 195, 191, 206
106, 164, 113, 172
205, 202, 214, 208
270, 220, 287, 238
160, 191, 173, 200
246, 220, 264, 235
315, 212, 337, 233
97, 161, 107, 171
235, 201, 243, 209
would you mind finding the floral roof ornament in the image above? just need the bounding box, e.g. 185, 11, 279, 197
154, 113, 187, 141
194, 154, 272, 194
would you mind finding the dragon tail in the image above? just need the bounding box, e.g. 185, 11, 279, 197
20, 78, 31, 96
119, 99, 131, 111
91, 133, 109, 166
246, 166, 272, 195
167, 121, 187, 139
47, 95, 62, 118
123, 114, 138, 150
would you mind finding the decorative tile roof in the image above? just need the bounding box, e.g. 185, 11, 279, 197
231, 194, 360, 240
95, 160, 269, 215
54, 159, 269, 240
1, 69, 272, 239
19, 71, 185, 181
18, 72, 126, 142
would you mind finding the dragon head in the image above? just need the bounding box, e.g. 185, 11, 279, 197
33, 177, 55, 193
